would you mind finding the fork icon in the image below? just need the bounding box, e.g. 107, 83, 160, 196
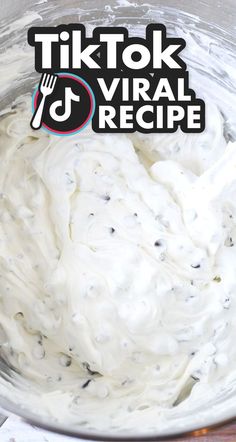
31, 73, 57, 130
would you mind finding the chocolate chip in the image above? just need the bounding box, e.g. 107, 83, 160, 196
213, 276, 221, 283
82, 362, 100, 376
102, 194, 111, 201
59, 354, 72, 367
191, 264, 201, 269
191, 374, 200, 381
82, 379, 91, 389
14, 312, 24, 320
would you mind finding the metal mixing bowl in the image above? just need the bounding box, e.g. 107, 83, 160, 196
0, 0, 236, 440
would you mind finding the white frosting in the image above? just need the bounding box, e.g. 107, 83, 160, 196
0, 93, 236, 433
0, 3, 236, 438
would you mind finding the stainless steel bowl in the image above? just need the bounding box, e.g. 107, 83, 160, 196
0, 0, 236, 440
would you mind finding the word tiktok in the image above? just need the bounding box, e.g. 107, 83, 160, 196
28, 24, 205, 133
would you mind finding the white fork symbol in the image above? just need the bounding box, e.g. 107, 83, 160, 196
31, 73, 57, 130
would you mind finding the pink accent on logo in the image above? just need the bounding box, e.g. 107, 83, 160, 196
33, 73, 94, 135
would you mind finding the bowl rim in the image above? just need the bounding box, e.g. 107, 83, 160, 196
1, 394, 236, 441
1, 1, 236, 440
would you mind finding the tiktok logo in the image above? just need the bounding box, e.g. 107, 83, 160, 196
50, 87, 80, 122
31, 73, 95, 135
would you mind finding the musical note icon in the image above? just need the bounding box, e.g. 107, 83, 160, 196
50, 87, 81, 122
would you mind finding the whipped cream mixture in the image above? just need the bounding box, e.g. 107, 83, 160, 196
0, 92, 236, 433
0, 1, 236, 437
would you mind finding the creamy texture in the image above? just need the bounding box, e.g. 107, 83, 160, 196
0, 92, 236, 433
0, 1, 236, 437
